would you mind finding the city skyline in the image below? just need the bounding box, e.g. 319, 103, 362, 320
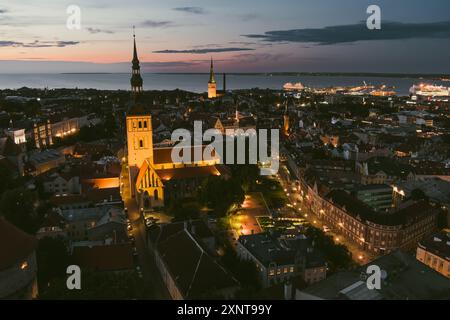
1, 0, 450, 73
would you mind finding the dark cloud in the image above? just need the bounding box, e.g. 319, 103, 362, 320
0, 41, 16, 47
228, 41, 257, 46
239, 13, 259, 21
243, 21, 450, 45
141, 20, 173, 28
0, 40, 79, 48
0, 9, 7, 14
87, 27, 114, 34
141, 61, 202, 68
234, 52, 287, 64
173, 7, 207, 15
153, 47, 255, 54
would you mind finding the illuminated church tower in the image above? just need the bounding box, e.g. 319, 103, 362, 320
126, 30, 153, 194
208, 57, 217, 99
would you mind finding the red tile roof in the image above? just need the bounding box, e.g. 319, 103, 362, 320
156, 165, 220, 181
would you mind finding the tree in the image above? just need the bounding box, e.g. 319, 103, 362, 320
197, 176, 245, 217
36, 237, 70, 291
410, 189, 429, 202
168, 200, 200, 221
0, 162, 17, 194
305, 226, 354, 273
0, 188, 38, 234
230, 164, 259, 193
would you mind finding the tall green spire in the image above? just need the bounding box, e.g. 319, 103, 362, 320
209, 57, 216, 84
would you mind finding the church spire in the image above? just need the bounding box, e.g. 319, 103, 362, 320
209, 57, 216, 84
130, 26, 143, 95
132, 27, 139, 64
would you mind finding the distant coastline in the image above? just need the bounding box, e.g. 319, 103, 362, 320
1, 73, 447, 95
59, 72, 450, 79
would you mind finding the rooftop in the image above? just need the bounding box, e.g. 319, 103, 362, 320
418, 230, 450, 262
0, 218, 37, 271
327, 190, 437, 226
300, 250, 450, 300
238, 232, 326, 269
149, 221, 238, 298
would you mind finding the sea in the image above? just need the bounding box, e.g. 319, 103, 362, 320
0, 73, 448, 96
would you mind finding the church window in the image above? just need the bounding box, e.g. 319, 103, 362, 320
154, 190, 159, 201
138, 121, 142, 128
143, 121, 147, 128
139, 140, 143, 148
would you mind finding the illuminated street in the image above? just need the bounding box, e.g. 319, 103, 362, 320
120, 159, 171, 299
276, 162, 377, 265
228, 193, 271, 246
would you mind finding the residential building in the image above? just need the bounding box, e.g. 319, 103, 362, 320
353, 184, 393, 212
26, 149, 65, 176
416, 231, 450, 279
237, 233, 327, 288
296, 250, 450, 300
148, 220, 239, 299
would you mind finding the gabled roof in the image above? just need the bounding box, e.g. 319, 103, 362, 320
156, 165, 220, 181
151, 222, 238, 298
153, 145, 215, 165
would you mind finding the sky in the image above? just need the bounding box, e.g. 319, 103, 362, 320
1, 0, 450, 73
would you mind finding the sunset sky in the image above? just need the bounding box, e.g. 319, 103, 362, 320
1, 0, 450, 73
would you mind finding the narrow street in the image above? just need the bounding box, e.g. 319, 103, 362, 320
121, 161, 171, 299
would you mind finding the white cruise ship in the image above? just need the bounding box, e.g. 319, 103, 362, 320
409, 84, 450, 97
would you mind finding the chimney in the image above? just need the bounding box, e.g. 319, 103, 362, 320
284, 281, 293, 300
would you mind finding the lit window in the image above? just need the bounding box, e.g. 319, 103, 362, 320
20, 261, 29, 270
